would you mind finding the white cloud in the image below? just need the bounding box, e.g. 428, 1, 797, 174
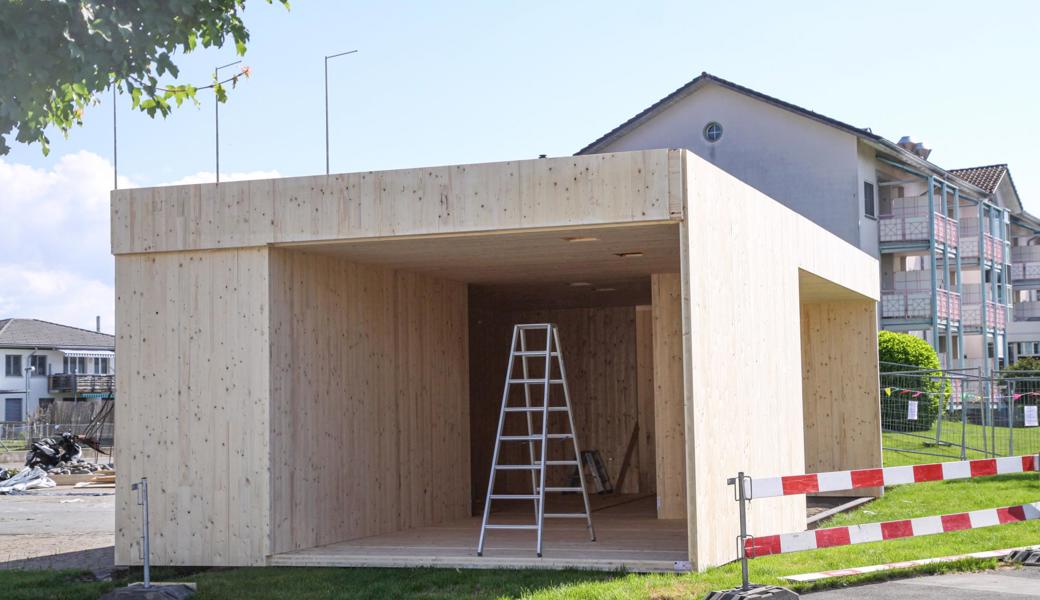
0, 151, 120, 332
0, 265, 113, 334
0, 152, 281, 333
158, 169, 281, 186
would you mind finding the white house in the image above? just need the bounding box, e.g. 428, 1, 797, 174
579, 72, 1035, 373
0, 318, 115, 422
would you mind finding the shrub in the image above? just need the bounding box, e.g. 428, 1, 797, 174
878, 330, 942, 431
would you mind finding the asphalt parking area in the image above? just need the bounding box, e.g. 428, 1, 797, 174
807, 568, 1040, 598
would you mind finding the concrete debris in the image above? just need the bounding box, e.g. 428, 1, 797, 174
0, 466, 57, 494
45, 459, 115, 476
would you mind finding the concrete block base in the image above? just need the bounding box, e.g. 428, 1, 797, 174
101, 582, 196, 600
704, 585, 799, 599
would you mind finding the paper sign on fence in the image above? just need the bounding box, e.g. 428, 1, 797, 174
907, 400, 918, 421
1026, 405, 1039, 428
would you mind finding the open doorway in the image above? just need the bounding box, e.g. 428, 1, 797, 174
268, 223, 690, 570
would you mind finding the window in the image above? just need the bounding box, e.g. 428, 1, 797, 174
38, 398, 54, 412
703, 121, 723, 143
63, 356, 86, 374
5, 354, 22, 377
864, 181, 876, 219
4, 398, 20, 422
30, 355, 46, 376
94, 357, 110, 374
1033, 342, 1039, 355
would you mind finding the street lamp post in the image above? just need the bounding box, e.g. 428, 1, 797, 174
324, 50, 358, 175
23, 365, 34, 422
214, 60, 242, 183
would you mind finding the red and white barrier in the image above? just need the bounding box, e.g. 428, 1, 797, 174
749, 455, 1037, 499
746, 501, 1040, 558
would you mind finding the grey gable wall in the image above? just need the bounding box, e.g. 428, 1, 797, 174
590, 84, 863, 249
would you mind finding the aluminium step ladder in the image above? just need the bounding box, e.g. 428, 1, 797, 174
476, 323, 596, 558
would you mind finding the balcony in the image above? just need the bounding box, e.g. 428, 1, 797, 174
962, 301, 1008, 330
47, 373, 115, 394
880, 288, 959, 322
960, 233, 1006, 263
1011, 246, 1040, 282
1014, 301, 1040, 321
879, 212, 958, 248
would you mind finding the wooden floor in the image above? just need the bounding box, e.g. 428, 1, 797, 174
269, 495, 689, 572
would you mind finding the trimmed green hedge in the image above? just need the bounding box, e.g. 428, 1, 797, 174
879, 330, 941, 432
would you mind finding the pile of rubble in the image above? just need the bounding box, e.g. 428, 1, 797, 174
45, 459, 114, 476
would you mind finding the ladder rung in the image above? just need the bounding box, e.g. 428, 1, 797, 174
544, 460, 580, 466
516, 324, 553, 330
484, 524, 539, 530
503, 406, 568, 413
543, 486, 584, 493
543, 513, 589, 519
508, 378, 564, 384
547, 433, 574, 439
490, 494, 540, 500
500, 435, 543, 442
495, 464, 541, 470
514, 351, 559, 357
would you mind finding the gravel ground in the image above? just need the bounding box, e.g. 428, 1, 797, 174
0, 484, 114, 575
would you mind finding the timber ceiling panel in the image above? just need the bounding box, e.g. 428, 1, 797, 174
287, 223, 680, 285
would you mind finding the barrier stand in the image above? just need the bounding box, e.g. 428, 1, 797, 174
705, 473, 798, 600
705, 455, 1040, 599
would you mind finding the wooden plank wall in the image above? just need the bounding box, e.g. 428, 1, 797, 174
651, 274, 686, 519
268, 249, 470, 554
468, 305, 647, 506
111, 151, 682, 255
114, 248, 272, 566
800, 300, 882, 488
681, 150, 881, 570
635, 306, 656, 495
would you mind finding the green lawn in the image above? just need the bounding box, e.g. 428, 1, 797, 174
883, 418, 1040, 466
2, 465, 1036, 599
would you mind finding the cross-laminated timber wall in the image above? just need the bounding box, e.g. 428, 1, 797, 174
112, 149, 881, 570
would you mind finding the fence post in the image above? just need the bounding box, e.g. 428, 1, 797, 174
735, 472, 751, 591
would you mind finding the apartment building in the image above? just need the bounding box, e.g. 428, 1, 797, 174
578, 72, 1033, 374
0, 318, 115, 422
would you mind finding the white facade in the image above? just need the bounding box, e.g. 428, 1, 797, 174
1, 348, 114, 422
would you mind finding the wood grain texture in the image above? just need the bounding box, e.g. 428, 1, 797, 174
651, 274, 686, 519
468, 305, 642, 504
111, 151, 682, 255
268, 249, 470, 554
114, 248, 271, 567
680, 150, 880, 570
635, 305, 656, 494
800, 299, 882, 491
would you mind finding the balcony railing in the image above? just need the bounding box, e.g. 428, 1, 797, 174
880, 288, 960, 322
962, 301, 1008, 330
1011, 246, 1040, 282
47, 373, 115, 394
961, 233, 1006, 263
879, 212, 958, 248
1014, 301, 1040, 321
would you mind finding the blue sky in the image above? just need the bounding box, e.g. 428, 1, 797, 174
1, 0, 1038, 331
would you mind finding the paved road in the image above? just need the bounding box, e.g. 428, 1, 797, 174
0, 485, 114, 575
808, 569, 1040, 598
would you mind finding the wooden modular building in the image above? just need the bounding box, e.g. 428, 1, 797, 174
112, 149, 881, 572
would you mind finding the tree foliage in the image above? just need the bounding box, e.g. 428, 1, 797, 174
0, 0, 288, 155
878, 330, 942, 431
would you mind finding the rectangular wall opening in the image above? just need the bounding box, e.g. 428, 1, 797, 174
268, 224, 690, 570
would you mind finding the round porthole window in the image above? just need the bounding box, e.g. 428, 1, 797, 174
703, 121, 723, 143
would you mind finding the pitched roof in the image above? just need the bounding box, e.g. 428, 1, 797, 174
947, 164, 1008, 193
0, 319, 114, 350
577, 72, 882, 155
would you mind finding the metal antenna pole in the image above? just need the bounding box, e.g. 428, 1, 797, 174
214, 60, 242, 184
112, 85, 118, 190
323, 50, 358, 175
